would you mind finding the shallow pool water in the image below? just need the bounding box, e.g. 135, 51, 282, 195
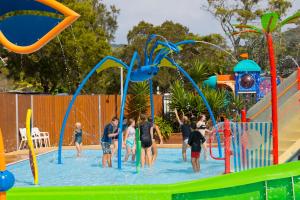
7, 148, 224, 187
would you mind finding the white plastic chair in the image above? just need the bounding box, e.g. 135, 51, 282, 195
18, 128, 27, 150
32, 127, 50, 147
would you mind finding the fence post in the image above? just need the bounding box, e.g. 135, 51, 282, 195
224, 119, 231, 174
241, 109, 247, 123
15, 94, 19, 151
30, 95, 34, 127
298, 66, 300, 90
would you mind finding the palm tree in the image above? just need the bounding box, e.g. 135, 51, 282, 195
234, 11, 300, 164
126, 82, 149, 121
188, 60, 211, 85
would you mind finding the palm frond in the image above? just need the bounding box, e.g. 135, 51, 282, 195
278, 11, 300, 28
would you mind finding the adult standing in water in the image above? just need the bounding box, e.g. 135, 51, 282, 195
175, 108, 191, 162
139, 114, 153, 168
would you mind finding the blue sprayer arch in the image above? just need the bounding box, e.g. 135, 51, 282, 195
58, 36, 223, 168
57, 56, 129, 164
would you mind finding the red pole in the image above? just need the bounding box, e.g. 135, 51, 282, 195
241, 109, 247, 123
241, 109, 247, 167
224, 119, 231, 174
266, 33, 279, 165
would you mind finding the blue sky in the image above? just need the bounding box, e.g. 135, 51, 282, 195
102, 0, 300, 44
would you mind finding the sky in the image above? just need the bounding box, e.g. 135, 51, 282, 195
102, 0, 300, 44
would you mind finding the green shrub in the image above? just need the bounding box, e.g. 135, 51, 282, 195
154, 116, 173, 140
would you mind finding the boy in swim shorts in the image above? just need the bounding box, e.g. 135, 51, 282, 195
188, 122, 206, 173
175, 109, 191, 162
101, 117, 119, 167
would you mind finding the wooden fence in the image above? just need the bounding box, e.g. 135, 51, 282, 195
0, 93, 163, 152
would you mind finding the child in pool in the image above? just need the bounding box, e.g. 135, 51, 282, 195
123, 118, 136, 162
196, 114, 212, 160
188, 122, 206, 173
101, 117, 119, 168
139, 114, 154, 168
74, 122, 83, 157
148, 117, 163, 164
175, 108, 191, 162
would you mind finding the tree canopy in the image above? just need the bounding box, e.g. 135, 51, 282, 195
114, 20, 234, 93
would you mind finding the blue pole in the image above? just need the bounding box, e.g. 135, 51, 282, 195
117, 51, 138, 169
144, 34, 157, 65
149, 79, 155, 123
57, 56, 128, 164
173, 63, 223, 158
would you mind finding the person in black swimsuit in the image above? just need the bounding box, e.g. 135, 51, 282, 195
139, 114, 153, 168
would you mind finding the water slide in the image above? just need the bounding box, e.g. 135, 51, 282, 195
247, 69, 300, 163
7, 161, 300, 200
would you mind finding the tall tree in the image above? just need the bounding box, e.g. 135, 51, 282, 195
115, 21, 233, 93
203, 0, 292, 55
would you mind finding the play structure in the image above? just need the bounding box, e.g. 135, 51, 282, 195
25, 109, 39, 185
57, 34, 230, 168
0, 0, 79, 54
204, 57, 281, 104
1, 1, 300, 198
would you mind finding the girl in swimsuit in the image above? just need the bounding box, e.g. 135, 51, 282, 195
196, 115, 212, 160
74, 122, 83, 157
148, 117, 163, 164
123, 119, 136, 162
139, 114, 154, 168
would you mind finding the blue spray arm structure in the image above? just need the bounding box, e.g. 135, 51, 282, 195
175, 40, 197, 46
57, 56, 129, 164
149, 40, 179, 63
117, 51, 138, 169
166, 57, 223, 158
149, 79, 155, 124
144, 34, 158, 65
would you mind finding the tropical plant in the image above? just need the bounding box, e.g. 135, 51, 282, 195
169, 80, 228, 120
126, 82, 149, 121
234, 11, 300, 164
187, 60, 211, 85
201, 87, 227, 117
154, 116, 173, 140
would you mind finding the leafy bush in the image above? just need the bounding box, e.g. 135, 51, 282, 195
169, 80, 244, 121
154, 116, 173, 140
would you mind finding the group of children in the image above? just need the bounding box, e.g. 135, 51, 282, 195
72, 109, 212, 173
72, 114, 163, 168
